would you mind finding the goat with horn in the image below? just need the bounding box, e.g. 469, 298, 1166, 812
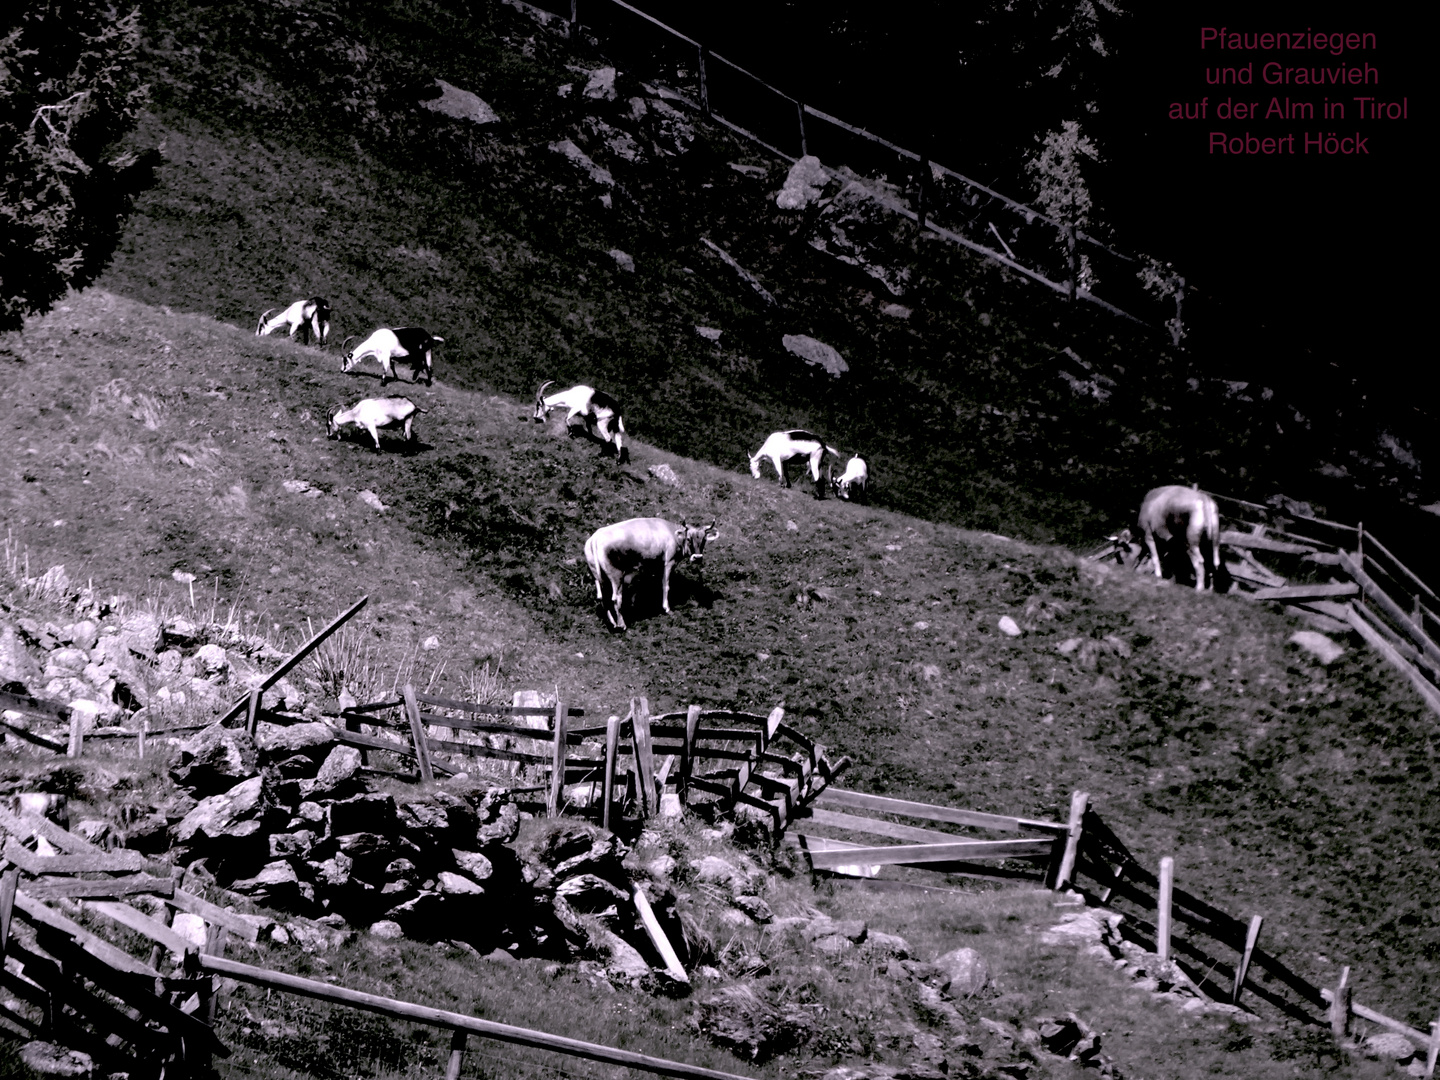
341, 327, 443, 386
326, 396, 426, 450
533, 380, 628, 463
256, 297, 331, 345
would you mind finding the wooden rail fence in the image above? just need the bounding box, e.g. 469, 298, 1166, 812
503, 0, 1175, 332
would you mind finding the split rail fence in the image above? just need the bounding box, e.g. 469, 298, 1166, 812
786, 784, 1440, 1070
503, 0, 1179, 332
1089, 492, 1440, 716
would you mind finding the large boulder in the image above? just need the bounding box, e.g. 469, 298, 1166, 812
171, 724, 259, 795
422, 78, 499, 124
257, 722, 337, 762
119, 611, 162, 657
781, 334, 848, 378
397, 790, 480, 851
933, 947, 989, 997
172, 776, 282, 846
516, 821, 629, 891
693, 984, 817, 1061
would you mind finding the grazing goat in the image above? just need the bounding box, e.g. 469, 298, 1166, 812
1136, 484, 1221, 592
830, 455, 869, 503
749, 430, 840, 498
584, 517, 718, 630
256, 298, 331, 345
341, 327, 443, 385
326, 396, 425, 450
533, 381, 628, 463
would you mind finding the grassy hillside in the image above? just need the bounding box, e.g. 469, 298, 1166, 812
99, 0, 1434, 555
3, 288, 1437, 1065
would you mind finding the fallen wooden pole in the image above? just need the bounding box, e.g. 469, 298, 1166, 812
631, 882, 688, 983
192, 953, 757, 1080
403, 684, 434, 784
1232, 915, 1263, 1005
1346, 604, 1440, 715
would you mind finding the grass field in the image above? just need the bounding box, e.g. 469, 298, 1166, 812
1, 0, 1436, 1075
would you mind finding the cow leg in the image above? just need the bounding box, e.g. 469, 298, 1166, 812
1144, 530, 1164, 579
661, 558, 673, 614
1185, 518, 1209, 591
607, 568, 627, 630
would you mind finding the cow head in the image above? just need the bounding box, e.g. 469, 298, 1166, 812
533, 380, 556, 422
676, 520, 719, 563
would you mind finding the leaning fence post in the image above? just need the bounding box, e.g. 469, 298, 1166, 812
568, 0, 577, 36
1357, 521, 1365, 561
0, 866, 18, 957
1050, 790, 1088, 891
1330, 965, 1351, 1040
67, 711, 83, 758
632, 698, 656, 817
680, 704, 701, 803
445, 1029, 468, 1080
138, 718, 147, 761
548, 699, 568, 819
602, 715, 620, 831
402, 684, 433, 784
1157, 856, 1174, 961
1425, 1009, 1440, 1078
796, 101, 808, 157
246, 687, 263, 738
1232, 915, 1263, 1005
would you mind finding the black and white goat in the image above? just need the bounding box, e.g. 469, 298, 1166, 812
341, 328, 443, 386
533, 381, 628, 463
830, 455, 869, 503
256, 298, 331, 345
326, 396, 425, 450
748, 430, 840, 497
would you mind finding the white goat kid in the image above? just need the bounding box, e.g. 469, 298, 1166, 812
533, 381, 628, 463
256, 298, 331, 345
326, 397, 426, 450
584, 517, 718, 630
749, 430, 840, 497
1136, 484, 1221, 592
830, 455, 869, 502
341, 328, 443, 386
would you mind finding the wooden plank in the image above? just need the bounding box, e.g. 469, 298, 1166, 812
403, 684, 433, 784
1219, 531, 1318, 555
1316, 988, 1432, 1046
1250, 582, 1359, 602
88, 899, 192, 956
602, 716, 620, 831
333, 727, 416, 756
1, 840, 161, 877
1341, 553, 1440, 671
632, 699, 656, 818
0, 719, 67, 754
631, 882, 688, 983
218, 595, 368, 725
1352, 601, 1440, 680
340, 698, 404, 715
423, 736, 551, 765
197, 952, 765, 1080
1363, 533, 1440, 603
680, 705, 701, 802
0, 688, 69, 721
21, 874, 174, 900
1346, 604, 1440, 715
1050, 791, 1088, 891
815, 788, 1066, 835
12, 892, 160, 977
1303, 552, 1344, 566
795, 806, 960, 844
416, 693, 584, 718
0, 866, 16, 955
1156, 857, 1175, 961
801, 837, 1055, 869
169, 887, 261, 944
446, 1030, 468, 1080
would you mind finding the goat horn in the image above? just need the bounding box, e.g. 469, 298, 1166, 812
535, 380, 556, 402
341, 335, 357, 351
256, 308, 275, 334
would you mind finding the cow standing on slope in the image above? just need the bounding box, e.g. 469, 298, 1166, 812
584, 517, 718, 630
1135, 484, 1221, 592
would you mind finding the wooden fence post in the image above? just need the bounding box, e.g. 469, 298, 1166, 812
445, 1029, 467, 1080
680, 704, 701, 803
632, 698, 656, 818
548, 699, 568, 819
1049, 790, 1088, 891
796, 101, 807, 157
246, 687, 262, 738
1357, 521, 1365, 561
1157, 857, 1174, 961
602, 715, 620, 831
916, 154, 928, 229
403, 684, 433, 784
137, 718, 147, 761
1425, 1009, 1440, 1078
697, 46, 710, 114
67, 712, 83, 758
1064, 223, 1078, 303
568, 0, 577, 36
201, 923, 228, 1028
1330, 965, 1351, 1040
1232, 915, 1263, 1005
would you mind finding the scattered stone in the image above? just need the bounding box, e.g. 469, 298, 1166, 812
453, 849, 494, 880
864, 931, 911, 959
693, 983, 817, 1061
880, 303, 912, 319
120, 611, 162, 656
422, 635, 441, 651
230, 860, 302, 904
805, 916, 867, 943
309, 745, 362, 793
171, 913, 208, 951
1289, 630, 1345, 665
172, 776, 274, 844
732, 895, 773, 923
193, 643, 230, 679
776, 154, 828, 210
19, 1042, 94, 1077
933, 948, 989, 997
782, 334, 848, 377
998, 616, 1022, 637
422, 78, 499, 124
549, 139, 613, 187
259, 721, 337, 761
358, 490, 388, 512
648, 463, 680, 487
437, 871, 485, 896
170, 725, 260, 797
369, 919, 404, 940
583, 66, 616, 100
608, 248, 635, 272
44, 647, 89, 678
1365, 1032, 1419, 1061
645, 854, 677, 879
0, 622, 42, 687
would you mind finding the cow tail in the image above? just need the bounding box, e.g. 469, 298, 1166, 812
1205, 495, 1221, 566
